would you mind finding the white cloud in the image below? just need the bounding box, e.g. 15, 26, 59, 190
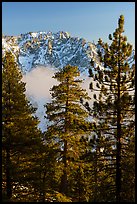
22, 65, 58, 100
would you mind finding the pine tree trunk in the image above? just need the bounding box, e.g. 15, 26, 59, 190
116, 99, 121, 202
116, 134, 121, 202
60, 140, 68, 194
116, 37, 121, 202
60, 77, 69, 194
94, 150, 98, 202
40, 171, 46, 202
5, 82, 12, 200
6, 147, 12, 200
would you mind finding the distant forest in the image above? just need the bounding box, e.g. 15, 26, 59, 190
2, 15, 135, 202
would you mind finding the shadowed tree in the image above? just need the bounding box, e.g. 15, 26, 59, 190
2, 51, 42, 201
85, 15, 135, 202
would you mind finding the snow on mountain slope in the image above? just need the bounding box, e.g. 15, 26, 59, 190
2, 31, 103, 73
2, 31, 102, 132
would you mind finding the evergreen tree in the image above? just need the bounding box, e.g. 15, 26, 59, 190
2, 51, 42, 201
87, 15, 135, 202
44, 65, 91, 199
26, 133, 59, 202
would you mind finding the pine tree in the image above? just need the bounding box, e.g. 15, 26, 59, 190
2, 51, 42, 201
87, 15, 135, 202
25, 133, 59, 202
44, 65, 91, 199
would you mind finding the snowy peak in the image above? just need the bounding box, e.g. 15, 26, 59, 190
2, 31, 101, 73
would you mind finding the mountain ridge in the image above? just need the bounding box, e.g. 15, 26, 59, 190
2, 31, 102, 74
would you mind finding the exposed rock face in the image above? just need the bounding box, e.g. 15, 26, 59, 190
2, 31, 101, 73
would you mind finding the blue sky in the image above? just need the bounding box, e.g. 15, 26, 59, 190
2, 2, 135, 47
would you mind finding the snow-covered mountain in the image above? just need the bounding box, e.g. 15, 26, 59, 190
2, 31, 102, 132
2, 31, 102, 74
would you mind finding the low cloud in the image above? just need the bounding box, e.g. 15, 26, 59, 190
22, 65, 58, 100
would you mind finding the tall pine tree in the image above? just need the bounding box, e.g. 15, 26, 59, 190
87, 15, 135, 202
44, 65, 91, 199
2, 51, 42, 201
